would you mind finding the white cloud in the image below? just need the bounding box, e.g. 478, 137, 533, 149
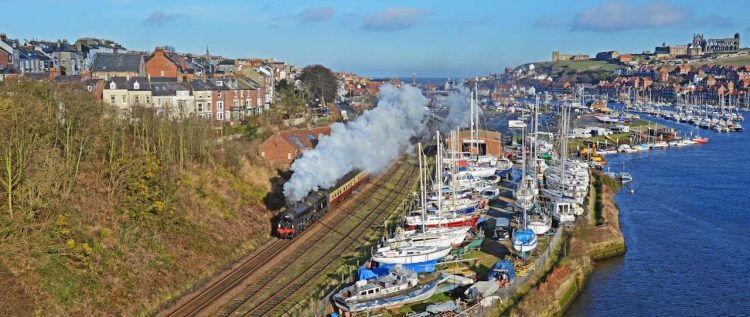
571, 1, 687, 32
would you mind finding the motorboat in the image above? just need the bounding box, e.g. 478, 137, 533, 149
550, 200, 578, 224
333, 266, 439, 312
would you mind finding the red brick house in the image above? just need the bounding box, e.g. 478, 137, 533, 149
259, 127, 332, 167
145, 47, 195, 82
0, 46, 11, 69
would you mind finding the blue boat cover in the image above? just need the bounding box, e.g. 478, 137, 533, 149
379, 259, 438, 273
358, 267, 379, 280
476, 217, 487, 226
487, 260, 515, 282
514, 230, 535, 243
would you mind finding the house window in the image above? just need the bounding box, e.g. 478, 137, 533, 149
110, 82, 116, 90
160, 70, 164, 77
287, 153, 292, 160
110, 95, 115, 104
135, 96, 140, 104
217, 112, 223, 120
133, 82, 140, 90
146, 96, 150, 104
197, 102, 204, 112
122, 95, 126, 102
217, 101, 224, 111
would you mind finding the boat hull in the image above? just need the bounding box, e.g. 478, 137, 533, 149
334, 278, 438, 312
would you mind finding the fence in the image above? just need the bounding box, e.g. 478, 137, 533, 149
456, 228, 565, 317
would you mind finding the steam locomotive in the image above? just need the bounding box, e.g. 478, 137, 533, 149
277, 171, 368, 238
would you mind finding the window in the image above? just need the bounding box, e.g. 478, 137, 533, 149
122, 95, 126, 102
217, 112, 223, 120
160, 70, 164, 77
287, 153, 292, 160
133, 82, 139, 90
197, 102, 204, 112
217, 101, 223, 111
110, 95, 115, 104
110, 82, 116, 90
135, 96, 139, 104
146, 97, 150, 104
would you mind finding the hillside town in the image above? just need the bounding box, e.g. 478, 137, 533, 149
0, 33, 398, 124
473, 32, 750, 107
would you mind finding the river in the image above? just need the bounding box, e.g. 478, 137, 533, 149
567, 112, 750, 316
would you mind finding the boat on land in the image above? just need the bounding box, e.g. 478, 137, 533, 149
550, 200, 578, 224
372, 245, 452, 265
333, 266, 439, 312
384, 226, 469, 248
512, 228, 537, 253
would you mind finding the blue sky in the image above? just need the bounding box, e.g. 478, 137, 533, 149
2, 0, 748, 77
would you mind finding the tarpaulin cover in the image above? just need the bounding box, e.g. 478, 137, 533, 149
514, 230, 535, 243
476, 217, 487, 226
487, 260, 515, 282
379, 259, 438, 273
495, 217, 510, 228
357, 267, 378, 280
426, 301, 458, 314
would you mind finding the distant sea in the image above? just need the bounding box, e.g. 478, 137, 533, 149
371, 77, 458, 86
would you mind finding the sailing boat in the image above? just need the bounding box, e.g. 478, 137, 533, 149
376, 143, 452, 265
525, 97, 551, 235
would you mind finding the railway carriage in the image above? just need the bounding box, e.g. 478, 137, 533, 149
277, 171, 369, 238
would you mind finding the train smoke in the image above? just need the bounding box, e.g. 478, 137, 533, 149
439, 86, 482, 133
283, 84, 428, 203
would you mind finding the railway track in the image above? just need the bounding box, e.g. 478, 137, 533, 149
161, 158, 417, 317
226, 158, 418, 316
162, 239, 291, 317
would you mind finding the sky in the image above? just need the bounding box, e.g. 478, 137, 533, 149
1, 0, 749, 77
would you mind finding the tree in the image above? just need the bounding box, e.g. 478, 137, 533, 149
243, 124, 258, 140
277, 88, 306, 127
275, 79, 289, 92
299, 65, 338, 106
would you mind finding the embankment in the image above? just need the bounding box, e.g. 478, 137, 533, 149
506, 173, 625, 317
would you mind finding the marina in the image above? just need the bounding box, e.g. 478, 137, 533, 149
568, 110, 750, 316
314, 89, 748, 316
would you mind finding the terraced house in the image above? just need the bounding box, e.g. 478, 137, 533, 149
103, 76, 152, 112
151, 82, 195, 117
190, 79, 216, 119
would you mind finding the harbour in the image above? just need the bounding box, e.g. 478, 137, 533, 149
567, 110, 750, 316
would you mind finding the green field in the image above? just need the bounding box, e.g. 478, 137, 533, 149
533, 60, 621, 72
695, 53, 750, 67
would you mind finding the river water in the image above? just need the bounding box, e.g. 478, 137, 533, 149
567, 112, 750, 316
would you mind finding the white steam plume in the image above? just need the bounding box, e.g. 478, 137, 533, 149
439, 86, 483, 133
283, 84, 428, 202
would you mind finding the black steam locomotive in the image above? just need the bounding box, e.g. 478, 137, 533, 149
277, 171, 368, 238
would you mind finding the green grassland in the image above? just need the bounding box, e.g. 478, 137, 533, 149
696, 52, 750, 67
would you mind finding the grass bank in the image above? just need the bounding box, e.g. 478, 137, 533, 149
504, 172, 626, 317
